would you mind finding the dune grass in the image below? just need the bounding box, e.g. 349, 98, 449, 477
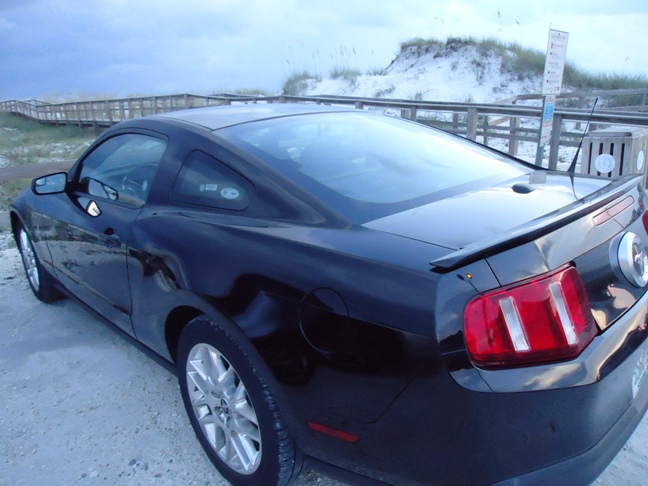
400, 36, 648, 92
282, 70, 322, 96
0, 112, 96, 210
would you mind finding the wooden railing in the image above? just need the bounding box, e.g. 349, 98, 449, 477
3, 91, 648, 169
0, 94, 251, 128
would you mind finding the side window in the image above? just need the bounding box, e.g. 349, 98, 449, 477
171, 151, 253, 210
77, 134, 167, 207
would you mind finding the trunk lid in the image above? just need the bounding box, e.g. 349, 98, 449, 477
363, 171, 612, 251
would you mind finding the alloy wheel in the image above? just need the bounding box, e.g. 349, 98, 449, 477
19, 229, 40, 291
185, 343, 262, 474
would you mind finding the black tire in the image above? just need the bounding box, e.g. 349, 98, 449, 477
178, 315, 301, 486
16, 224, 63, 303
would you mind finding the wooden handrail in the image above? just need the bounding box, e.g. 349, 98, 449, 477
3, 91, 648, 170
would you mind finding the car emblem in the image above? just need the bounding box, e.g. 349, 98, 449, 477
618, 232, 648, 287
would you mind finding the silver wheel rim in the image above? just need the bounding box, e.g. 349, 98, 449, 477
186, 343, 262, 475
19, 229, 40, 291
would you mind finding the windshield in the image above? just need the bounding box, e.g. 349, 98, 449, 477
218, 111, 530, 221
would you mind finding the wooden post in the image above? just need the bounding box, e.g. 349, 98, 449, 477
106, 101, 113, 124
410, 106, 417, 121
508, 117, 519, 156
452, 113, 459, 134
466, 108, 478, 141
91, 102, 98, 131
574, 97, 586, 131
53, 105, 60, 126
354, 101, 364, 110
548, 114, 563, 170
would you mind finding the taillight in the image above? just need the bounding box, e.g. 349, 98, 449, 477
642, 209, 648, 234
464, 266, 597, 368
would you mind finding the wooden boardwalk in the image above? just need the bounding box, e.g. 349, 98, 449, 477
3, 91, 648, 170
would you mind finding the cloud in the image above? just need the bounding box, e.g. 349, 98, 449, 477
0, 0, 646, 100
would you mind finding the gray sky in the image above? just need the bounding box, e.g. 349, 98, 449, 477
1, 0, 646, 101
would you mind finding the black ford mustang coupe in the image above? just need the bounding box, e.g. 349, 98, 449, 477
10, 103, 648, 485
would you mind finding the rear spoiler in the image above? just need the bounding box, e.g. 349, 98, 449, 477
429, 174, 645, 272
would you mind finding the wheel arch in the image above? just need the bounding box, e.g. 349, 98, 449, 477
162, 298, 275, 371
164, 305, 204, 363
161, 298, 293, 404
9, 210, 24, 241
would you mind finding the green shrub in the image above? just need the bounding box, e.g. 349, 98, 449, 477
399, 37, 441, 50
232, 88, 271, 96
282, 71, 321, 96
374, 85, 396, 98
0, 113, 95, 210
367, 67, 386, 76
330, 68, 362, 84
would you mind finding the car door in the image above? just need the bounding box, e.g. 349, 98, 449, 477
47, 131, 167, 334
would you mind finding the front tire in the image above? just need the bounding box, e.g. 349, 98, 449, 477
178, 315, 300, 486
17, 225, 63, 303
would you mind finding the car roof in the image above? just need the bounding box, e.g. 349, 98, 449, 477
152, 103, 356, 131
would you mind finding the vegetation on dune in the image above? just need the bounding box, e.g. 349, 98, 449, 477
281, 36, 647, 101
0, 112, 96, 210
230, 88, 272, 97
282, 70, 322, 96
282, 41, 363, 95
0, 113, 93, 165
399, 36, 648, 94
0, 177, 31, 212
366, 67, 386, 76
330, 67, 362, 85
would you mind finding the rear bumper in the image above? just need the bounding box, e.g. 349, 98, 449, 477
298, 341, 648, 486
291, 283, 648, 486
494, 339, 648, 486
451, 282, 648, 485
353, 286, 648, 485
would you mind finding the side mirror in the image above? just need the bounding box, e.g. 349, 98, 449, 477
32, 172, 67, 195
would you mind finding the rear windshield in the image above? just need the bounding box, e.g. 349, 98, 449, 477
218, 112, 529, 221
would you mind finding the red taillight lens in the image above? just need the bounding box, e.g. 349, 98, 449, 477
464, 266, 598, 368
642, 209, 648, 234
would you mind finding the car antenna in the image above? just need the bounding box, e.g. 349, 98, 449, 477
567, 97, 598, 197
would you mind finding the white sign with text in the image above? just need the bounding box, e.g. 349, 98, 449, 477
542, 29, 569, 95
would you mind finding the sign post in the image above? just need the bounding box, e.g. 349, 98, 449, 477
535, 29, 569, 166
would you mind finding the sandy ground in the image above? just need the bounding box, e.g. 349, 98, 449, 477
0, 229, 338, 486
0, 226, 646, 486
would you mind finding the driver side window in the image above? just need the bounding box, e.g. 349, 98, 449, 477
77, 134, 167, 207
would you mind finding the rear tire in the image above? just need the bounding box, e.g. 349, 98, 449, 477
17, 225, 63, 303
178, 315, 300, 486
